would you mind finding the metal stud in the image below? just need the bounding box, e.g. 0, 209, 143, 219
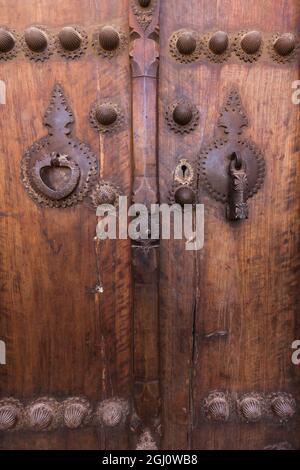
176, 32, 197, 55
174, 186, 196, 205
58, 26, 82, 51
173, 102, 193, 126
28, 402, 54, 430
240, 31, 262, 54
239, 396, 262, 422
271, 395, 296, 420
98, 26, 120, 51
209, 31, 229, 54
95, 103, 118, 126
0, 404, 19, 430
24, 26, 48, 52
273, 33, 296, 56
0, 28, 15, 53
138, 0, 151, 6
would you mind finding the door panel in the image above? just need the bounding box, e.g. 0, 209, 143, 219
0, 0, 132, 450
159, 0, 300, 450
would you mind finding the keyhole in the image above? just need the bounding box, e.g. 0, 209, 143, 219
180, 164, 189, 181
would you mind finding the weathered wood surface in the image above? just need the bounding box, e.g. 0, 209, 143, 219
0, 0, 132, 450
158, 0, 300, 450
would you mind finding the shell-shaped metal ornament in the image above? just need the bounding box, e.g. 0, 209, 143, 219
239, 397, 262, 422
89, 101, 124, 134
28, 402, 54, 430
58, 26, 82, 51
0, 28, 15, 53
24, 26, 48, 52
271, 395, 296, 421
0, 405, 18, 430
64, 403, 85, 428
208, 397, 229, 422
98, 26, 120, 51
96, 398, 130, 427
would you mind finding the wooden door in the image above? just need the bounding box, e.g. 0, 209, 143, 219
0, 0, 299, 451
0, 0, 133, 450
159, 0, 300, 450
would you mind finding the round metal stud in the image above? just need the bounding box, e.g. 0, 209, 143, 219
58, 26, 82, 51
271, 395, 296, 420
174, 186, 195, 205
0, 28, 15, 53
176, 32, 197, 55
24, 26, 48, 52
95, 104, 118, 126
240, 31, 262, 54
273, 33, 296, 56
239, 397, 262, 422
98, 26, 120, 51
209, 31, 229, 54
173, 103, 193, 126
138, 0, 151, 6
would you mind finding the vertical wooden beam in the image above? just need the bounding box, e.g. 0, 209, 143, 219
129, 0, 161, 443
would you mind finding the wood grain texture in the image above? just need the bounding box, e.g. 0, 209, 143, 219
0, 0, 132, 450
159, 0, 300, 450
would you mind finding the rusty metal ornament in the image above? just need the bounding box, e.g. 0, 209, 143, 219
25, 398, 61, 431
62, 397, 92, 429
96, 398, 130, 427
237, 394, 265, 423
203, 31, 231, 62
90, 180, 120, 208
233, 30, 263, 62
169, 29, 201, 63
93, 25, 127, 58
165, 99, 199, 134
270, 393, 296, 422
169, 158, 197, 206
0, 26, 18, 61
198, 88, 265, 221
269, 32, 298, 63
89, 101, 124, 134
56, 25, 88, 59
22, 25, 54, 61
226, 152, 249, 221
0, 398, 23, 431
131, 0, 158, 30
204, 391, 230, 422
21, 84, 97, 208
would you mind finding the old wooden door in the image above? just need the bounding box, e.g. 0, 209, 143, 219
0, 0, 300, 451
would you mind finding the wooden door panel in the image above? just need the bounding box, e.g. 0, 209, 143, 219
0, 0, 132, 450
159, 0, 300, 450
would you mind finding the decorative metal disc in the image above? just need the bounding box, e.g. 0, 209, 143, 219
0, 26, 19, 61
233, 30, 263, 63
92, 25, 127, 58
202, 31, 232, 63
21, 25, 54, 62
165, 99, 199, 134
89, 101, 124, 134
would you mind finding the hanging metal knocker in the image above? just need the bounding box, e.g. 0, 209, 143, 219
226, 151, 249, 220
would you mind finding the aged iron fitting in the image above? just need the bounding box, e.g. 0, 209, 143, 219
58, 26, 82, 51
0, 28, 15, 52
24, 26, 48, 52
240, 31, 262, 54
98, 26, 120, 51
176, 32, 197, 55
273, 33, 296, 56
226, 152, 249, 221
